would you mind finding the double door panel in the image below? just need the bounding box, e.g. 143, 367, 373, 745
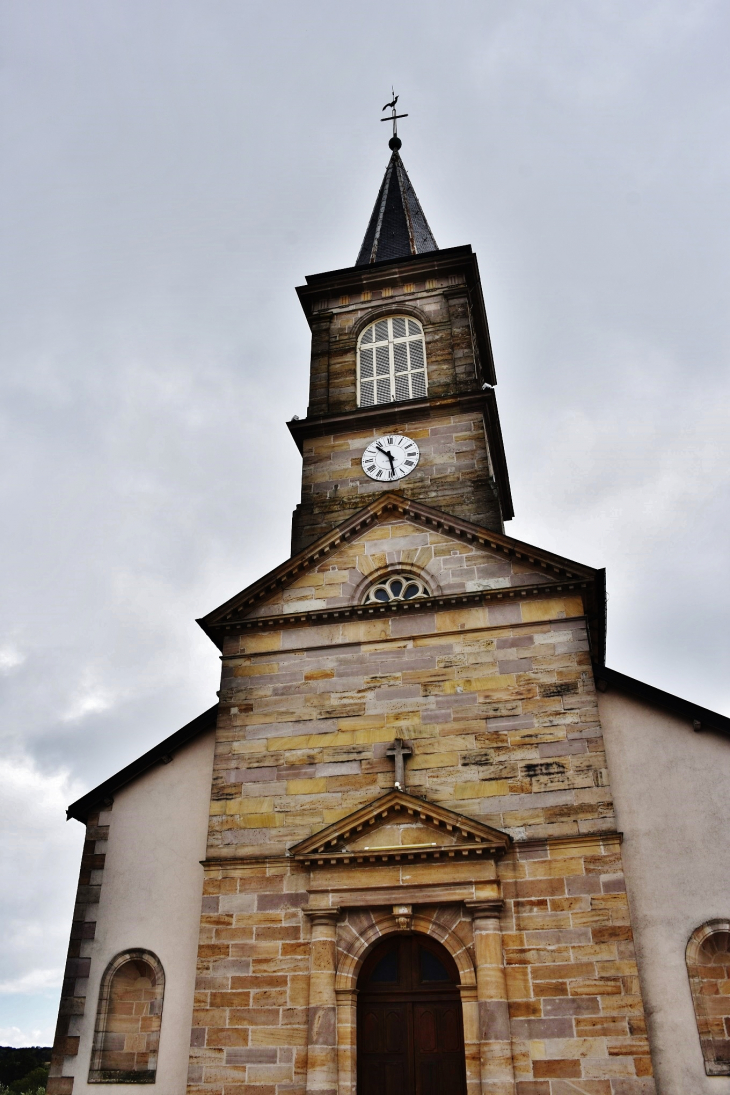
359, 997, 465, 1095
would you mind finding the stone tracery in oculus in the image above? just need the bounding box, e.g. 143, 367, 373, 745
364, 573, 430, 604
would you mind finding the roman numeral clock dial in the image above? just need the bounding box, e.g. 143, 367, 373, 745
361, 434, 420, 482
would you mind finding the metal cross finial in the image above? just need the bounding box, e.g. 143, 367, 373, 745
381, 87, 408, 150
386, 737, 414, 791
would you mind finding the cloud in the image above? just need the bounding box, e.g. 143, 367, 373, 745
0, 1025, 55, 1049
61, 670, 115, 722
0, 645, 25, 672
0, 970, 63, 996
0, 759, 85, 978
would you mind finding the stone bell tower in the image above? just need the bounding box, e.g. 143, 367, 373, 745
288, 131, 513, 554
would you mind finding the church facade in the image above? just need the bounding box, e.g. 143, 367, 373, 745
48, 135, 730, 1095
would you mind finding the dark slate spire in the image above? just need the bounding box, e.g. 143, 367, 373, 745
356, 138, 438, 266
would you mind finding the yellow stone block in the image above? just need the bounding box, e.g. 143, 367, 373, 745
521, 596, 584, 622
247, 1066, 293, 1084
402, 859, 495, 885
236, 813, 278, 828
232, 662, 279, 677
322, 807, 353, 824
463, 674, 516, 692
526, 856, 585, 877
354, 726, 396, 744
250, 1027, 307, 1046
549, 839, 603, 858
229, 798, 274, 815
455, 781, 510, 798
436, 608, 490, 632
287, 778, 328, 795
408, 752, 460, 770
389, 522, 422, 537
358, 555, 378, 575
239, 632, 282, 654
268, 731, 352, 752
337, 715, 385, 731
339, 619, 392, 643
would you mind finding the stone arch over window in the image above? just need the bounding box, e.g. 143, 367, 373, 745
687, 920, 730, 1075
363, 572, 430, 605
357, 316, 427, 407
89, 949, 165, 1084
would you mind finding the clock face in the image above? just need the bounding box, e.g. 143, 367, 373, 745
361, 434, 420, 483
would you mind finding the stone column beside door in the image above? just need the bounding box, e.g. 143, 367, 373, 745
335, 988, 357, 1095
466, 901, 515, 1095
304, 908, 340, 1095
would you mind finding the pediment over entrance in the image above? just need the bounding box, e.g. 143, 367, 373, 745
289, 789, 511, 866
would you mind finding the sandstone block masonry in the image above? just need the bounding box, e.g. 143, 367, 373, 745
292, 410, 502, 556
289, 246, 512, 552
303, 263, 483, 420
188, 551, 656, 1092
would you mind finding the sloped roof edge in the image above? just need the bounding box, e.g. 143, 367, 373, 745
66, 704, 219, 823
197, 491, 602, 646
594, 665, 730, 738
65, 671, 730, 827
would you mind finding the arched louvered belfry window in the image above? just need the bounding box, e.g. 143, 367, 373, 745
358, 316, 427, 407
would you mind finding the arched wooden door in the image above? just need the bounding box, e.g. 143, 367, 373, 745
357, 934, 467, 1095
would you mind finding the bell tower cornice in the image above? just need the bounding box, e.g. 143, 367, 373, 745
296, 244, 497, 388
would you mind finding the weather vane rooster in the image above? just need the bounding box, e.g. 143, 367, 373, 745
381, 86, 408, 148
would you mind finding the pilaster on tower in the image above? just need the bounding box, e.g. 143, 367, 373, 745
288, 143, 513, 556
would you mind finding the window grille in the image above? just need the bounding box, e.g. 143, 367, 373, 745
364, 574, 430, 604
358, 317, 427, 408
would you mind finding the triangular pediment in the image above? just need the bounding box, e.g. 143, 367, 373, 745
289, 789, 511, 866
198, 492, 604, 652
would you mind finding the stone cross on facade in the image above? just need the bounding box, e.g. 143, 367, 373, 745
386, 738, 413, 791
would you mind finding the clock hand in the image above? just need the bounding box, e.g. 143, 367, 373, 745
376, 443, 396, 470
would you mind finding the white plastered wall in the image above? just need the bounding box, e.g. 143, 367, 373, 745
598, 690, 730, 1094
67, 726, 216, 1095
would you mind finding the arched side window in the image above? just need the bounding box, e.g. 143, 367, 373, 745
687, 921, 730, 1075
89, 950, 165, 1084
358, 316, 427, 407
364, 574, 430, 604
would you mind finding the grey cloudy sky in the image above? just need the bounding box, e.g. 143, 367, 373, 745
1, 0, 728, 1046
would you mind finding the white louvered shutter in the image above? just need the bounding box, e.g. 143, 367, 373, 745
357, 317, 428, 407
